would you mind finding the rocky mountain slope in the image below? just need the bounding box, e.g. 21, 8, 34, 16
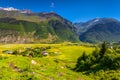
0, 9, 79, 43
75, 18, 120, 43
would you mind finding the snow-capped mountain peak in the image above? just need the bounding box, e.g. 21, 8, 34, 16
0, 7, 32, 14
0, 7, 19, 11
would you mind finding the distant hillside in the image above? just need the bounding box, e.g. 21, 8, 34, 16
76, 18, 120, 43
74, 18, 119, 35
0, 10, 79, 43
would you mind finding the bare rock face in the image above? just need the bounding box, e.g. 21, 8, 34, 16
0, 29, 26, 44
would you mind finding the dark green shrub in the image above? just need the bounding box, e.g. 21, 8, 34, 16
99, 42, 108, 61
100, 53, 120, 70
74, 42, 120, 72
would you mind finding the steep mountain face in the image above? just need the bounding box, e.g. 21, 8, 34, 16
74, 18, 119, 35
0, 9, 79, 43
74, 18, 101, 35
76, 18, 120, 43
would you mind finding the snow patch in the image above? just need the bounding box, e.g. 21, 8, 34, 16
93, 19, 99, 22
0, 7, 19, 11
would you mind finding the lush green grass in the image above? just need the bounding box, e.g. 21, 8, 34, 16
0, 44, 94, 80
1, 44, 120, 80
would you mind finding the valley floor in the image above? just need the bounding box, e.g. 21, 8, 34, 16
0, 44, 119, 80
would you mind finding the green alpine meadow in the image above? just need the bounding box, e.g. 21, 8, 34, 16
0, 0, 120, 80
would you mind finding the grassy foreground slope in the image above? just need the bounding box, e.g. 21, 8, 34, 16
0, 44, 94, 80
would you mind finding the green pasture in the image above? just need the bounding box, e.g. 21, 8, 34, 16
0, 44, 94, 80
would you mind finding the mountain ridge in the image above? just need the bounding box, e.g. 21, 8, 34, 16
75, 18, 120, 43
0, 9, 79, 43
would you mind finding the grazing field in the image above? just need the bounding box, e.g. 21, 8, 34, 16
0, 43, 120, 80
0, 44, 94, 80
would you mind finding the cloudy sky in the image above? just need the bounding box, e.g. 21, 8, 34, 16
0, 0, 120, 22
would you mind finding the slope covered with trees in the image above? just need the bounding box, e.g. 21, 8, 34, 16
75, 18, 120, 43
0, 11, 79, 43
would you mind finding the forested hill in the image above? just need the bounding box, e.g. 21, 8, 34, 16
74, 18, 120, 43
0, 10, 79, 43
